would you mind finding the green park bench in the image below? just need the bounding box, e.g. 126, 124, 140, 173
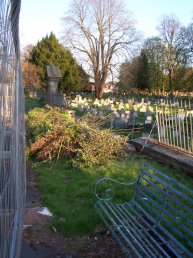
95, 164, 193, 257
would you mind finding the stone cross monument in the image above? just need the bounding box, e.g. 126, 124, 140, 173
46, 64, 62, 105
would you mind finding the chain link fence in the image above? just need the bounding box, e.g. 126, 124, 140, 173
0, 0, 26, 257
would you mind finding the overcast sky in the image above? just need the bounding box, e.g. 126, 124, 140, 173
19, 0, 193, 48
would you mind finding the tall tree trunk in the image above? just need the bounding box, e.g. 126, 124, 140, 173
168, 68, 172, 91
96, 83, 104, 99
94, 73, 106, 99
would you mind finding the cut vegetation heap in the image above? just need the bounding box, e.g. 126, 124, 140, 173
26, 105, 127, 168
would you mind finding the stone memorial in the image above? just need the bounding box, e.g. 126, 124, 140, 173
145, 115, 152, 124
132, 111, 138, 117
98, 110, 104, 117
112, 110, 119, 118
46, 64, 62, 105
77, 104, 84, 112
104, 104, 109, 111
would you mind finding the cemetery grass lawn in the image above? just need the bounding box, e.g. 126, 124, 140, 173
33, 153, 193, 238
25, 96, 43, 111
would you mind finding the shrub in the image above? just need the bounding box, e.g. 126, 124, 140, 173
27, 107, 126, 168
73, 117, 126, 167
26, 105, 74, 143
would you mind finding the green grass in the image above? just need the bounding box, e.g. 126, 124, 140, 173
33, 153, 193, 238
25, 96, 44, 111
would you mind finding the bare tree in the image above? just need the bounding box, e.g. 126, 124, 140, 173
157, 15, 183, 93
21, 61, 40, 94
62, 0, 140, 99
21, 44, 34, 61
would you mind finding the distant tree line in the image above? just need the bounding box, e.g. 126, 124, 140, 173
117, 15, 193, 95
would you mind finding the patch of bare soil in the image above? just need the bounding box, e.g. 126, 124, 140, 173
22, 162, 125, 258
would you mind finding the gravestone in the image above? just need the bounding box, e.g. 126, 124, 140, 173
125, 110, 131, 119
132, 111, 138, 117
104, 104, 109, 111
145, 116, 152, 124
91, 107, 97, 114
71, 101, 78, 108
112, 110, 119, 118
145, 111, 152, 117
148, 106, 154, 112
46, 65, 62, 105
140, 106, 147, 112
77, 104, 84, 112
76, 95, 82, 102
113, 117, 127, 129
84, 105, 90, 112
98, 110, 104, 117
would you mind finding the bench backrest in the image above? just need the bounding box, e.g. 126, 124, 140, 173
133, 164, 193, 257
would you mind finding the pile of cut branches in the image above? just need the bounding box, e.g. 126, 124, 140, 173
27, 106, 126, 168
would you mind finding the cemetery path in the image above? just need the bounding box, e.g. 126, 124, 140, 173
20, 162, 124, 258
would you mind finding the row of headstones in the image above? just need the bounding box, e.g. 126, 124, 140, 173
74, 95, 192, 108
75, 105, 153, 129
72, 95, 154, 114
111, 110, 153, 129
74, 94, 151, 106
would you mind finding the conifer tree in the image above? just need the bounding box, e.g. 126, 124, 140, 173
29, 32, 84, 92
136, 50, 150, 90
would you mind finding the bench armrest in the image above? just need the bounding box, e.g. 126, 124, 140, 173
95, 177, 138, 201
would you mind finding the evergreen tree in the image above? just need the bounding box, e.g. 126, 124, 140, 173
29, 32, 82, 92
144, 37, 165, 94
117, 60, 138, 93
136, 50, 150, 90
78, 65, 90, 91
59, 49, 80, 92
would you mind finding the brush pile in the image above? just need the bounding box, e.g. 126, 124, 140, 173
26, 106, 126, 168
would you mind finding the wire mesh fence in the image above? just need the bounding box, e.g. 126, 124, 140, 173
156, 105, 193, 155
0, 0, 26, 257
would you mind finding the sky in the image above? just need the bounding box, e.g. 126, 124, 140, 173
19, 0, 193, 48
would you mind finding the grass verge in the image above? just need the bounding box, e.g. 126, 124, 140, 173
33, 153, 193, 238
25, 96, 43, 111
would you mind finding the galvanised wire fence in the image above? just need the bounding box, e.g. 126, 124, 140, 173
0, 0, 26, 257
156, 105, 193, 155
